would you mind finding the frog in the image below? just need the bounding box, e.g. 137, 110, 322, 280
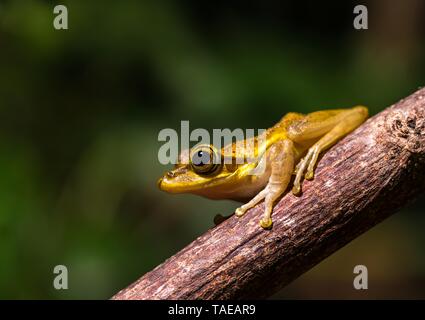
157, 106, 368, 229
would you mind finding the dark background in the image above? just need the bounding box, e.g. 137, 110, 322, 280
0, 0, 424, 299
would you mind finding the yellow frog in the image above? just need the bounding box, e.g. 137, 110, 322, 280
158, 106, 368, 229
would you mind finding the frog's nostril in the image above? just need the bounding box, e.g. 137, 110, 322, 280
166, 171, 176, 178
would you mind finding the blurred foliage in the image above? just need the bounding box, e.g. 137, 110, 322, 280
0, 0, 424, 299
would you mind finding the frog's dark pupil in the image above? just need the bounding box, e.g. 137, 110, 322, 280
193, 150, 210, 166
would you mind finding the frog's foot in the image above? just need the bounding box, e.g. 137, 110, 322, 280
259, 217, 273, 229
235, 186, 283, 229
235, 207, 247, 217
235, 189, 267, 218
292, 146, 320, 195
235, 189, 274, 229
259, 203, 273, 229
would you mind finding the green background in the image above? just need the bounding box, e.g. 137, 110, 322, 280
0, 0, 424, 299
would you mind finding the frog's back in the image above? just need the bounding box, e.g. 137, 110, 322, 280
272, 112, 305, 130
270, 108, 358, 137
221, 108, 357, 159
265, 112, 305, 145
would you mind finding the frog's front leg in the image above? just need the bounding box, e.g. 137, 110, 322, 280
235, 139, 295, 229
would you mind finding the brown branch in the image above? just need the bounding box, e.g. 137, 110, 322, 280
112, 88, 425, 300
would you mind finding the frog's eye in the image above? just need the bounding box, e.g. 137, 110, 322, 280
190, 145, 221, 175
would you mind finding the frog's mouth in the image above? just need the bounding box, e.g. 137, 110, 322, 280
157, 162, 259, 194
157, 171, 234, 194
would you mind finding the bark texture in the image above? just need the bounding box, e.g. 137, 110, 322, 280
113, 88, 425, 300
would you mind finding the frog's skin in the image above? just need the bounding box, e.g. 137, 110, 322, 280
158, 106, 368, 229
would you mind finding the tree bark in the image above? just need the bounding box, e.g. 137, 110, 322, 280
113, 88, 425, 300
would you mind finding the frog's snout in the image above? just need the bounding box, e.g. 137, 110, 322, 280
157, 171, 176, 191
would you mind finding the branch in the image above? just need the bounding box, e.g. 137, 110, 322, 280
113, 88, 425, 300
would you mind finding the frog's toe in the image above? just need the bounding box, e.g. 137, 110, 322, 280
305, 170, 314, 180
292, 184, 301, 196
259, 217, 273, 229
235, 207, 246, 217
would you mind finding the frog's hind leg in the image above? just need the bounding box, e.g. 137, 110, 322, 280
235, 139, 295, 229
290, 106, 368, 195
